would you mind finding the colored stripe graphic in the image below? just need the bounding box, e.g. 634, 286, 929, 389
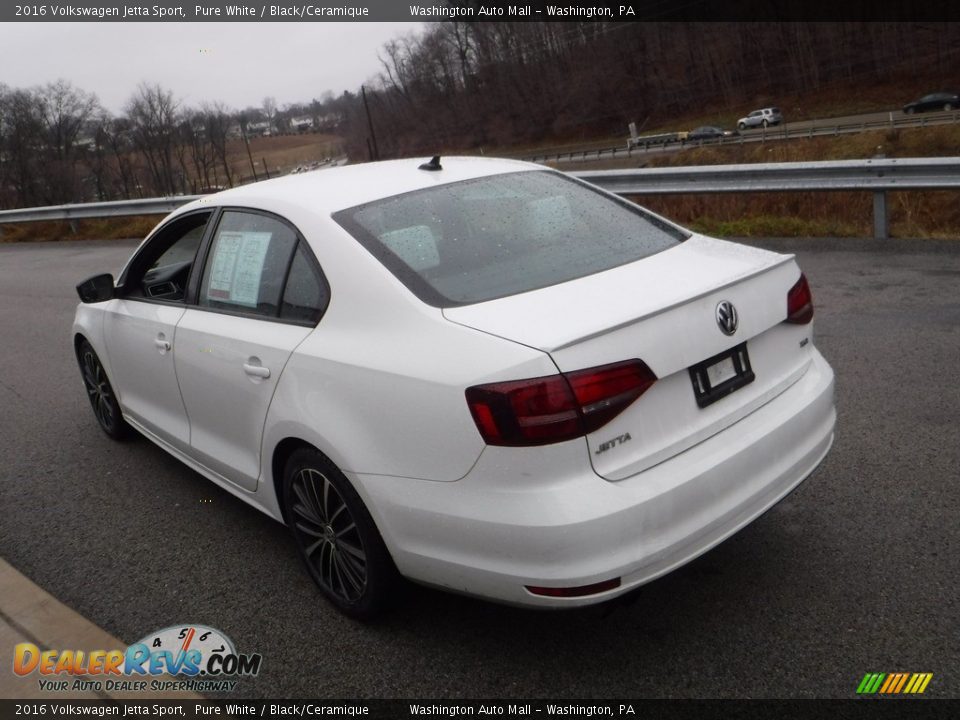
857, 672, 932, 694
856, 673, 884, 694
879, 674, 896, 693
888, 673, 907, 693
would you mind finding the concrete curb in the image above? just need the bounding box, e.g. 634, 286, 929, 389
0, 559, 201, 700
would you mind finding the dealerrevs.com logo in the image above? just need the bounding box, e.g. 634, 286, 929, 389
13, 624, 262, 693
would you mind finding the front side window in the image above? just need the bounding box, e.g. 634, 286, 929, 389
334, 170, 688, 307
123, 212, 211, 302
199, 211, 298, 318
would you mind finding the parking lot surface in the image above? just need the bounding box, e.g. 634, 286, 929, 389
0, 236, 957, 698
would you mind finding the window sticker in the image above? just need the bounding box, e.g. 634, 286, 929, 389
207, 231, 272, 308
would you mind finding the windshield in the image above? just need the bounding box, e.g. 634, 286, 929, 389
333, 170, 689, 307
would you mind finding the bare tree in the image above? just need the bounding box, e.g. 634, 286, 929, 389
202, 102, 235, 188
37, 79, 100, 203
2, 88, 45, 207
126, 83, 180, 195
262, 96, 277, 133
0, 83, 10, 208
181, 109, 215, 192
102, 116, 137, 199
83, 111, 115, 201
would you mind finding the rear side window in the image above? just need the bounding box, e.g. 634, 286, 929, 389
333, 170, 687, 307
280, 243, 328, 324
199, 211, 297, 318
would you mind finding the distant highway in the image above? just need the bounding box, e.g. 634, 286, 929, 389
523, 108, 960, 164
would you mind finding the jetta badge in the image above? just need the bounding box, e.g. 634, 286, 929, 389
716, 300, 738, 335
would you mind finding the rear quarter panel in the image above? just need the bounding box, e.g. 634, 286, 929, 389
260, 213, 556, 490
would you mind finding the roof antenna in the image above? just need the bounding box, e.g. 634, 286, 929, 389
418, 155, 442, 171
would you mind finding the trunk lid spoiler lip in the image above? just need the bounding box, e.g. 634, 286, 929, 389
546, 253, 795, 352
442, 239, 796, 354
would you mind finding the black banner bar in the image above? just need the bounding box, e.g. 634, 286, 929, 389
1, 700, 960, 720
3, 0, 959, 22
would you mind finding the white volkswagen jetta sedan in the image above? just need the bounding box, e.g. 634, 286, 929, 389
73, 157, 835, 618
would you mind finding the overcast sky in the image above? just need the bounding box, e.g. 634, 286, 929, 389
0, 23, 422, 113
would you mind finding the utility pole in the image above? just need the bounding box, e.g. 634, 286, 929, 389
361, 85, 379, 161
240, 119, 258, 183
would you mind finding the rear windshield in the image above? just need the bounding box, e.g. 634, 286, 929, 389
333, 170, 688, 307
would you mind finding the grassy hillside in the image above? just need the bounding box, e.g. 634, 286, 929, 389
633, 126, 960, 239
227, 133, 343, 184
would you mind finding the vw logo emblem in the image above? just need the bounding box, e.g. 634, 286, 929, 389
716, 300, 738, 336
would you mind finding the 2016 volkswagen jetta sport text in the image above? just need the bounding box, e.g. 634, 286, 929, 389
73, 157, 836, 618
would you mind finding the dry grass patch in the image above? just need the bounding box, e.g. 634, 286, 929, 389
0, 216, 163, 243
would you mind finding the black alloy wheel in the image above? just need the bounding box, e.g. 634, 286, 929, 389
77, 339, 130, 440
283, 448, 400, 619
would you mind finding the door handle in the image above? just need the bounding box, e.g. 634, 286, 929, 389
154, 339, 171, 351
243, 363, 271, 379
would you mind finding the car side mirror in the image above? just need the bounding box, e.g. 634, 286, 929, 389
76, 273, 116, 303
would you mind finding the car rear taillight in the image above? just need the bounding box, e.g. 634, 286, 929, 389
786, 273, 814, 325
465, 360, 656, 447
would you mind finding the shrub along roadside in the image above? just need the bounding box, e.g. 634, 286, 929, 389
0, 216, 164, 243
587, 126, 960, 239
635, 190, 960, 240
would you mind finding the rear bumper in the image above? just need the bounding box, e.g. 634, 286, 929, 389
353, 349, 835, 608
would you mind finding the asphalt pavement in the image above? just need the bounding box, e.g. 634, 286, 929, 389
0, 236, 957, 699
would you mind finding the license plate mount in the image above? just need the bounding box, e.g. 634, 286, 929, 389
689, 342, 755, 409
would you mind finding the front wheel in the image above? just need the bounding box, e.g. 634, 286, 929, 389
77, 339, 130, 440
761, 119, 769, 128
738, 122, 746, 130
283, 448, 400, 619
945, 103, 955, 111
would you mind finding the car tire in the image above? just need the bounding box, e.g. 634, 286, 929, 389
905, 107, 914, 114
738, 122, 746, 130
283, 447, 400, 619
77, 339, 131, 440
945, 104, 955, 111
761, 119, 769, 128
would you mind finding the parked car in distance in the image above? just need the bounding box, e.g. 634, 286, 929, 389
902, 92, 959, 113
737, 107, 783, 130
73, 156, 836, 618
687, 126, 737, 141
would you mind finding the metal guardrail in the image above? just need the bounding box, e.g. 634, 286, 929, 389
1, 158, 958, 240
576, 157, 960, 193
576, 157, 960, 239
0, 196, 200, 224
